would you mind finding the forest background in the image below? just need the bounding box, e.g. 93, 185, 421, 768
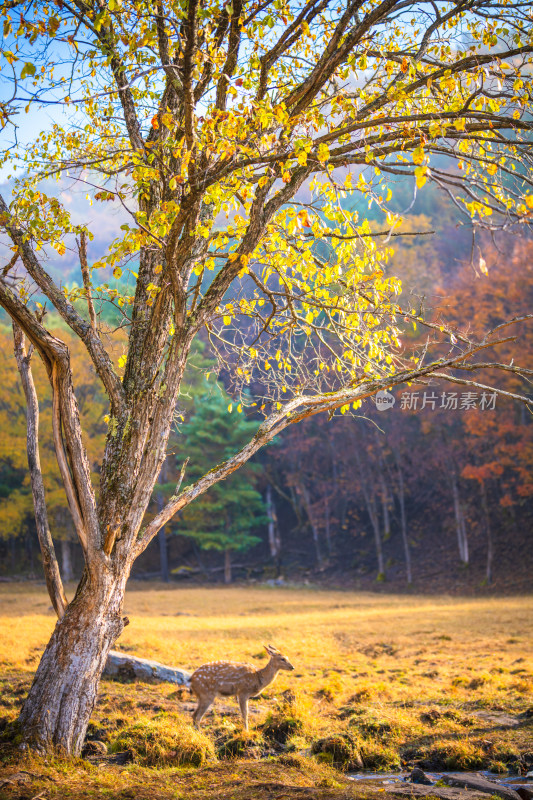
0, 173, 531, 594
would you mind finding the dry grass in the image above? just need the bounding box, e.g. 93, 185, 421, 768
1, 583, 532, 798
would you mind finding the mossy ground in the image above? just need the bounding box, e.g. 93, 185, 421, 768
1, 584, 532, 799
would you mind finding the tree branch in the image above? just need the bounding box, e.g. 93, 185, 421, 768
12, 323, 68, 617
77, 230, 98, 333
136, 338, 532, 554
0, 195, 125, 415
0, 276, 99, 560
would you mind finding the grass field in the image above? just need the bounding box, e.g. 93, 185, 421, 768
1, 583, 532, 799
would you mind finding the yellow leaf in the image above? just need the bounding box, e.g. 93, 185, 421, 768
414, 166, 427, 188
317, 142, 329, 164
223, 315, 231, 325
412, 146, 425, 165
227, 403, 233, 413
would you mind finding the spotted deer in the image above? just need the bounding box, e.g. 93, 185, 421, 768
188, 644, 294, 730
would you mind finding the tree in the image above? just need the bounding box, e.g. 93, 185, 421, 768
0, 0, 532, 754
176, 390, 265, 583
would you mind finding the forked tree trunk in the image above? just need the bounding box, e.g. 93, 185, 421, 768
19, 573, 128, 754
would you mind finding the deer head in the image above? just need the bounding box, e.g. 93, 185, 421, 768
264, 643, 294, 670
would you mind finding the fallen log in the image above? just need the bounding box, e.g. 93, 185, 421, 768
104, 651, 192, 685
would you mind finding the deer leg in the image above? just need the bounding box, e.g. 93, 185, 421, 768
238, 694, 249, 731
192, 693, 215, 728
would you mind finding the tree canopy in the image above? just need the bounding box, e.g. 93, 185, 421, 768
0, 0, 531, 581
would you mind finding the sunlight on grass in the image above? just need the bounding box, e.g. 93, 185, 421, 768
1, 583, 532, 775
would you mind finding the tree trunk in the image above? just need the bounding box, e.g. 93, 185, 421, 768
481, 483, 493, 585
61, 539, 74, 583
224, 548, 232, 584
300, 483, 323, 568
266, 484, 282, 574
353, 446, 385, 580
10, 535, 16, 572
369, 495, 385, 580
395, 456, 412, 584
451, 472, 469, 564
158, 529, 169, 583
191, 539, 210, 580
379, 472, 391, 542
324, 493, 332, 557
19, 574, 128, 754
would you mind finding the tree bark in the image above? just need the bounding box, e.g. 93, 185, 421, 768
19, 574, 128, 754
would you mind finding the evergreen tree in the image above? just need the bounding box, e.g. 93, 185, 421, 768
177, 392, 266, 583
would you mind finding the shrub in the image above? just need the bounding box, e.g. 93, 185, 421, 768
359, 740, 401, 770
109, 713, 215, 767
418, 740, 486, 770
216, 728, 262, 759
262, 711, 303, 744
311, 732, 363, 770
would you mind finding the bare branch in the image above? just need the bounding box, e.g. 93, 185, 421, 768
12, 323, 68, 617
77, 231, 98, 333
